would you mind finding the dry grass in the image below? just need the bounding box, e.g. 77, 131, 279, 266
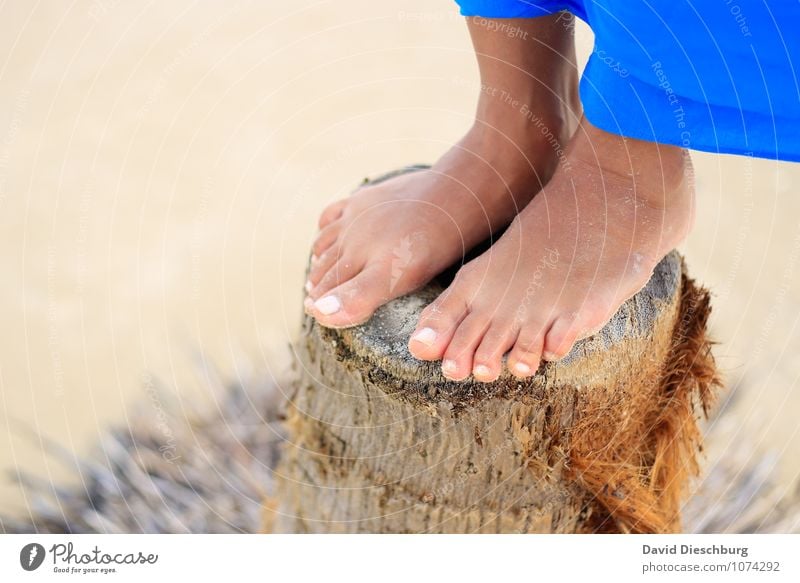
1, 371, 285, 534
683, 388, 800, 534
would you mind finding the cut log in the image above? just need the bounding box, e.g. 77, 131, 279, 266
272, 171, 718, 534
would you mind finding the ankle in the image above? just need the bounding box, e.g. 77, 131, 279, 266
570, 117, 692, 202
474, 86, 577, 149
466, 104, 573, 182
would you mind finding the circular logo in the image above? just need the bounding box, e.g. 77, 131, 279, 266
19, 543, 46, 571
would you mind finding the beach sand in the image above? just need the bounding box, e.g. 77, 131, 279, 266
1, 0, 798, 518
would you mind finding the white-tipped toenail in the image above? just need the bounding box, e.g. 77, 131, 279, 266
314, 296, 341, 315
304, 280, 313, 293
411, 327, 437, 346
473, 364, 492, 379
442, 359, 458, 376
514, 362, 531, 376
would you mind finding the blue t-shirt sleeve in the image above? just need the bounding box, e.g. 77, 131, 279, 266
578, 1, 800, 161
455, 0, 565, 18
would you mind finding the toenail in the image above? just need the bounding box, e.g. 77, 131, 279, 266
442, 359, 458, 377
314, 296, 341, 315
473, 364, 492, 379
543, 351, 560, 361
311, 254, 319, 264
410, 327, 437, 346
304, 280, 313, 293
303, 297, 313, 311
514, 362, 532, 376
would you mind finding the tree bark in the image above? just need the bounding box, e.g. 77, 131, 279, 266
272, 176, 718, 534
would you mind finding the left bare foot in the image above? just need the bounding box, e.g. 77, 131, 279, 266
408, 117, 695, 382
302, 122, 567, 328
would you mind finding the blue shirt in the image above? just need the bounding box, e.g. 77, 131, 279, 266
455, 0, 800, 161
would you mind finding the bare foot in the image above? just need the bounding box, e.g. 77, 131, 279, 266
304, 14, 580, 328
408, 117, 695, 382
304, 125, 563, 327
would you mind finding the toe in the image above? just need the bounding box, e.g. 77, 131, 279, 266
507, 326, 545, 378
307, 248, 340, 288
309, 257, 364, 300
409, 288, 469, 362
441, 313, 489, 381
311, 222, 341, 258
308, 263, 390, 328
472, 322, 518, 383
318, 199, 347, 229
542, 315, 580, 361
578, 303, 616, 339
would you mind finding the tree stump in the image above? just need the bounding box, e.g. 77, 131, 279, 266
272, 172, 718, 535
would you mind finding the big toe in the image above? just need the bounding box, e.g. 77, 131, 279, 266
307, 257, 364, 301
408, 287, 469, 361
308, 264, 391, 329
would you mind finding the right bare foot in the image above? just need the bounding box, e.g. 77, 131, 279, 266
407, 117, 695, 382
304, 14, 580, 328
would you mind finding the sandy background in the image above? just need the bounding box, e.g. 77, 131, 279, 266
1, 0, 799, 518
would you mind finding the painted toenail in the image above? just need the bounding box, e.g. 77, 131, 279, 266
304, 280, 313, 293
314, 296, 341, 315
473, 364, 492, 379
514, 362, 531, 375
410, 327, 437, 346
442, 359, 458, 377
